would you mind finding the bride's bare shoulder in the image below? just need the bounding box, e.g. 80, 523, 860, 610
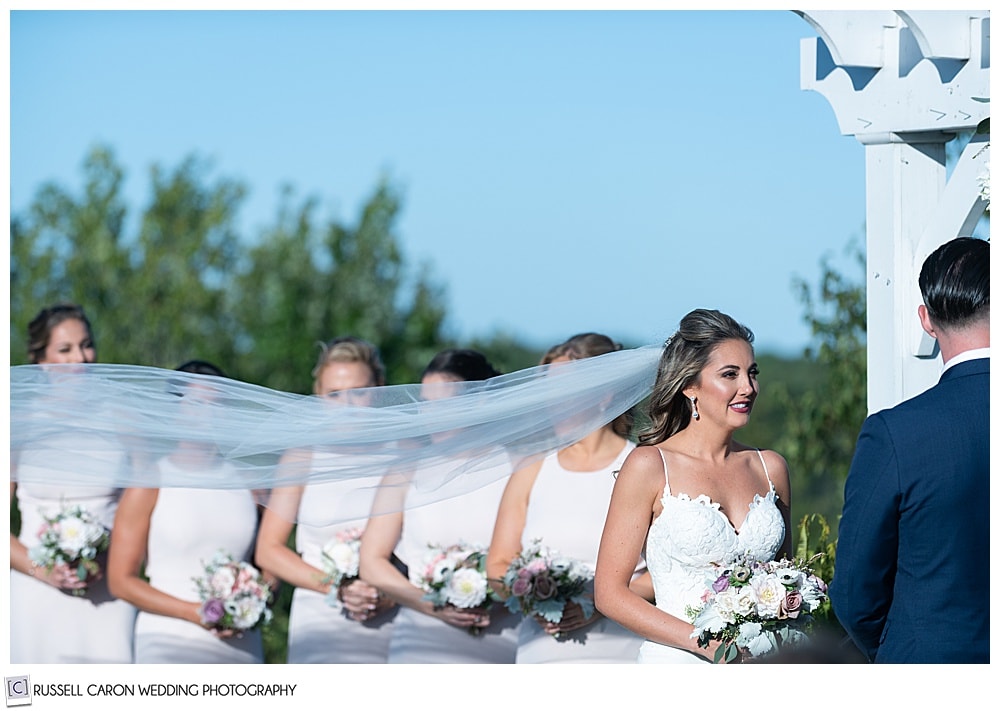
620, 444, 667, 479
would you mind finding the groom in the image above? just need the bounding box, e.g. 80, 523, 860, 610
831, 236, 989, 663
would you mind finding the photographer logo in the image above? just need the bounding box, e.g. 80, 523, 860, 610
4, 677, 31, 707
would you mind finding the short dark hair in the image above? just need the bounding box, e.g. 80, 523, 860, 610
422, 349, 501, 382
918, 237, 989, 330
175, 360, 228, 378
168, 359, 227, 397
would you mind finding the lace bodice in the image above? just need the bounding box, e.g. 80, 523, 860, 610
644, 449, 785, 622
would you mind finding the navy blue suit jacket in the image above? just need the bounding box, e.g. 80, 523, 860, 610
830, 357, 989, 663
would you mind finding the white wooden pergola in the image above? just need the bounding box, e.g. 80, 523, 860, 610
795, 10, 990, 414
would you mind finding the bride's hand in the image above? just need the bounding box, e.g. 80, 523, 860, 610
702, 639, 748, 664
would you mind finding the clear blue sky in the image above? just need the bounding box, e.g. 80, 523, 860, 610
9, 7, 870, 356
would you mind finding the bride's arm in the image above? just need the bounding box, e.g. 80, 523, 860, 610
594, 446, 720, 660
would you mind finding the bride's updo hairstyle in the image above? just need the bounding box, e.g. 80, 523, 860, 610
422, 349, 501, 383
311, 336, 386, 392
638, 309, 754, 445
543, 332, 633, 438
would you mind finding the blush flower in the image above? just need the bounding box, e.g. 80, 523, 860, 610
778, 590, 803, 619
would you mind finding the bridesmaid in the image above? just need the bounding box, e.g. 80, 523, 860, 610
254, 337, 399, 663
486, 333, 646, 663
107, 360, 267, 663
10, 303, 136, 663
360, 349, 520, 663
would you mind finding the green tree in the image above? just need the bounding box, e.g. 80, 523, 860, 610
11, 145, 246, 371
772, 240, 868, 526
11, 147, 455, 390
229, 180, 450, 392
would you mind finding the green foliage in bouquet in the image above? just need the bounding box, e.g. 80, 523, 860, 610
794, 513, 838, 624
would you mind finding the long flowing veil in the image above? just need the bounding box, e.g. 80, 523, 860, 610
10, 345, 662, 525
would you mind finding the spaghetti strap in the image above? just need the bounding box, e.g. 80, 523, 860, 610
657, 447, 671, 497
755, 448, 772, 488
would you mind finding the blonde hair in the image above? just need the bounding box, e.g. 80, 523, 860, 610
311, 336, 386, 393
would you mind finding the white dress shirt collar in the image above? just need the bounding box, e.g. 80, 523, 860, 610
942, 347, 990, 373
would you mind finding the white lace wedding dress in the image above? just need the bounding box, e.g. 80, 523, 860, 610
638, 448, 785, 664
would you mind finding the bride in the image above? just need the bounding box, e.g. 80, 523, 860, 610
594, 309, 791, 663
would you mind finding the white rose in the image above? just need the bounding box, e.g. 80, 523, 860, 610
324, 541, 359, 578
444, 567, 488, 609
751, 575, 787, 618
712, 589, 742, 623
225, 596, 265, 630
57, 515, 91, 558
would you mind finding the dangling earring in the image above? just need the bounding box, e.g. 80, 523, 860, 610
690, 396, 699, 420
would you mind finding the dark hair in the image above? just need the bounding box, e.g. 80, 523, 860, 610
638, 309, 755, 445
542, 332, 633, 437
918, 237, 989, 330
27, 303, 94, 364
168, 359, 227, 397
422, 349, 501, 383
311, 336, 386, 390
175, 360, 228, 378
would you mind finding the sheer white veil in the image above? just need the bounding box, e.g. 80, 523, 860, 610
11, 345, 662, 525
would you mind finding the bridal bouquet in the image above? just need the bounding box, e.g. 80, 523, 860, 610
417, 542, 495, 624
686, 553, 829, 662
28, 504, 110, 595
192, 551, 273, 632
321, 527, 363, 607
501, 538, 594, 630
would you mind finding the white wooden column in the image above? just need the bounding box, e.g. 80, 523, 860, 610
796, 10, 990, 414
861, 132, 948, 411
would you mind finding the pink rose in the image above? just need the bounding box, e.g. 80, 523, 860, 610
778, 590, 803, 619
236, 567, 255, 587
526, 559, 548, 575
511, 577, 532, 597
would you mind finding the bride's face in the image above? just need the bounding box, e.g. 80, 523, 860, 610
316, 361, 378, 407
685, 339, 758, 429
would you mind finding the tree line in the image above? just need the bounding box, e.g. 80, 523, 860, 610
11, 143, 867, 532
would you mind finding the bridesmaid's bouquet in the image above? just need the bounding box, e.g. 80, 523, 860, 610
686, 553, 829, 663
320, 527, 363, 607
192, 551, 273, 632
501, 538, 594, 631
417, 542, 495, 634
28, 504, 110, 595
